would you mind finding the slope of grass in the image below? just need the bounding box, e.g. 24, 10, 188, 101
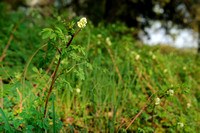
0, 4, 199, 132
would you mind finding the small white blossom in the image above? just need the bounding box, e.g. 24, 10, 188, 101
97, 34, 102, 38
152, 55, 156, 59
155, 97, 160, 105
97, 40, 101, 45
167, 89, 174, 96
135, 54, 140, 60
187, 103, 191, 108
106, 37, 112, 46
164, 69, 168, 73
76, 88, 81, 94
15, 72, 21, 80
77, 17, 87, 29
183, 66, 186, 70
178, 122, 184, 128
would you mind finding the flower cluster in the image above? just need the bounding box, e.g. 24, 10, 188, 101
76, 88, 81, 94
135, 54, 140, 60
106, 37, 112, 46
77, 17, 87, 29
187, 103, 191, 108
167, 89, 174, 96
155, 97, 160, 105
178, 122, 184, 128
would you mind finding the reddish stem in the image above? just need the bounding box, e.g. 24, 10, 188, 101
125, 94, 154, 130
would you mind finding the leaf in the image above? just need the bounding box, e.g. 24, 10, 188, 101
0, 107, 13, 133
40, 28, 54, 40
50, 33, 57, 40
55, 27, 64, 39
32, 67, 39, 73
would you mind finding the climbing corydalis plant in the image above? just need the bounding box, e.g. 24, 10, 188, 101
40, 17, 88, 118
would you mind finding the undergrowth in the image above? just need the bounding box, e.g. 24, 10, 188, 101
0, 3, 200, 133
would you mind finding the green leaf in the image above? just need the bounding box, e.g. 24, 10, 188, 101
32, 67, 39, 73
0, 107, 13, 133
50, 33, 57, 40
40, 28, 54, 40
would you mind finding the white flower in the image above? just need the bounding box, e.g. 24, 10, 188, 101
167, 89, 174, 96
135, 54, 140, 60
97, 40, 101, 45
183, 66, 186, 70
178, 122, 184, 128
152, 55, 156, 59
155, 97, 160, 105
187, 103, 191, 108
106, 37, 112, 46
77, 17, 87, 29
97, 34, 102, 38
15, 72, 21, 80
76, 88, 81, 94
164, 69, 168, 73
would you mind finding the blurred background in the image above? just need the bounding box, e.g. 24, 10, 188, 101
2, 0, 200, 51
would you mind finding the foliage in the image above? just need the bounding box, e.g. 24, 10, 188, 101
0, 3, 200, 132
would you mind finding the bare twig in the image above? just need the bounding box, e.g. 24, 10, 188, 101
44, 28, 81, 118
125, 94, 154, 130
0, 17, 26, 62
44, 52, 61, 117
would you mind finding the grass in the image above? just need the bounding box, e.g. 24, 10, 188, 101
0, 3, 200, 132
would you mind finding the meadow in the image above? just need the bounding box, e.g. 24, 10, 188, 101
0, 4, 200, 132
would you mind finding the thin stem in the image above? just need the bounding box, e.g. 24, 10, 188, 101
125, 94, 154, 130
50, 41, 61, 55
66, 29, 81, 48
44, 29, 81, 117
0, 17, 26, 62
44, 57, 61, 117
0, 77, 3, 109
44, 41, 62, 117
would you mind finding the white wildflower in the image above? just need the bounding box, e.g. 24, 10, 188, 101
106, 37, 112, 46
178, 122, 184, 128
76, 88, 81, 94
164, 69, 168, 73
15, 72, 21, 80
97, 34, 102, 38
77, 17, 87, 29
155, 97, 160, 105
167, 89, 174, 96
152, 55, 156, 59
135, 54, 140, 60
183, 66, 186, 70
97, 40, 101, 45
187, 103, 191, 108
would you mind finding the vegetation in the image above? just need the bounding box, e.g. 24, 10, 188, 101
0, 3, 200, 132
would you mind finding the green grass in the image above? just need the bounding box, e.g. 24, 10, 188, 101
0, 3, 200, 132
